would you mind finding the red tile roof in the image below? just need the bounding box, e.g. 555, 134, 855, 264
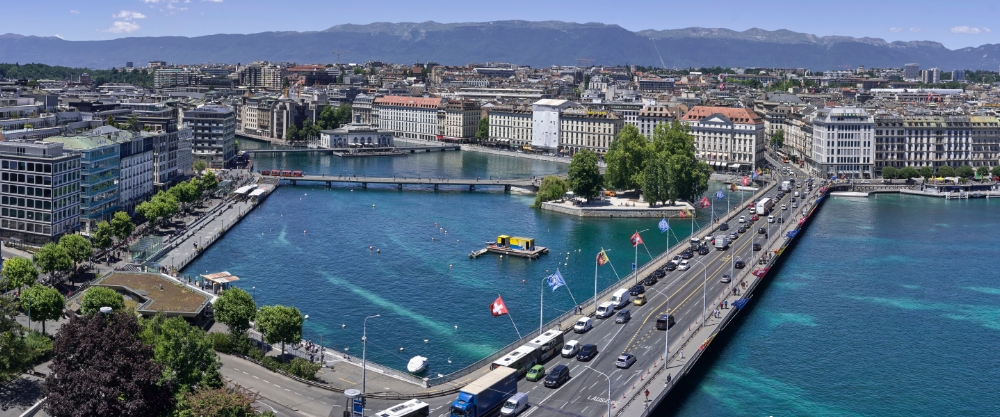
374, 96, 443, 108
681, 106, 762, 124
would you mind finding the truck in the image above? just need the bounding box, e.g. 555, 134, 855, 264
450, 367, 518, 417
780, 180, 792, 191
755, 198, 773, 215
714, 235, 729, 250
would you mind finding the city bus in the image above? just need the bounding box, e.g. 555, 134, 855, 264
524, 329, 565, 363
374, 399, 430, 417
490, 346, 539, 378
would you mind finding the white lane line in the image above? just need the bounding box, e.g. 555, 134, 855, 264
263, 380, 269, 384
295, 392, 302, 396
253, 375, 259, 379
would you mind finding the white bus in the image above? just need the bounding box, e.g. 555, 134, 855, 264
524, 329, 565, 363
491, 346, 539, 377
375, 399, 430, 417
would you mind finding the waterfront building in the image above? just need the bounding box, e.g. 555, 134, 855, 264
487, 105, 533, 149
319, 116, 394, 148
374, 96, 443, 141
44, 134, 120, 234
636, 105, 676, 138
352, 94, 375, 125
681, 106, 766, 171
530, 99, 578, 152
810, 107, 875, 179
441, 100, 481, 141
183, 105, 236, 169
557, 108, 624, 155
873, 114, 1000, 175
0, 141, 81, 244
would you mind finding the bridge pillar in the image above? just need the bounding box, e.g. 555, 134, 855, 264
434, 184, 439, 191
504, 184, 511, 192
362, 183, 367, 189
398, 183, 403, 190
469, 184, 475, 191
326, 181, 331, 188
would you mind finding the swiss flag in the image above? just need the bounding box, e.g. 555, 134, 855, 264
630, 232, 643, 247
490, 296, 509, 317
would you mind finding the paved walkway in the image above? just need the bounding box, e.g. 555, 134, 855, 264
153, 197, 258, 272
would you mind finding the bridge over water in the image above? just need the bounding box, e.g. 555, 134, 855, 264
278, 174, 541, 192
243, 145, 460, 155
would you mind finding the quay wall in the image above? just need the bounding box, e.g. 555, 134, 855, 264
540, 202, 695, 218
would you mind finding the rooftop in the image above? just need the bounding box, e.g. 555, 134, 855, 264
682, 106, 763, 124
96, 272, 211, 316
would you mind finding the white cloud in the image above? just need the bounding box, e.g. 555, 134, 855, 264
889, 27, 903, 33
102, 21, 141, 34
69, 9, 79, 14
951, 26, 989, 34
112, 10, 147, 20
909, 28, 923, 32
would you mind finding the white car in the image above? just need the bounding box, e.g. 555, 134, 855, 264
738, 216, 746, 223
561, 340, 580, 358
573, 317, 593, 333
677, 260, 690, 271
781, 204, 788, 210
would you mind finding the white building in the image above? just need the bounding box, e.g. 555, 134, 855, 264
810, 107, 875, 179
636, 105, 676, 138
116, 132, 155, 214
681, 106, 766, 171
487, 106, 533, 149
531, 99, 577, 152
374, 96, 443, 141
319, 116, 394, 148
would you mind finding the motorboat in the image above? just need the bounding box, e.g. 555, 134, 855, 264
407, 356, 428, 374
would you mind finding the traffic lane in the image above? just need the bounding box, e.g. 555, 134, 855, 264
219, 355, 339, 417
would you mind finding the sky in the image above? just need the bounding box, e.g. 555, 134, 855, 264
7, 0, 1000, 50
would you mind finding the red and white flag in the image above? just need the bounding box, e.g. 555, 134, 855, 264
490, 296, 509, 317
742, 176, 750, 186
630, 232, 643, 247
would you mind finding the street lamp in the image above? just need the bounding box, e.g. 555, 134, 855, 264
687, 257, 711, 323
362, 314, 381, 402
580, 366, 611, 417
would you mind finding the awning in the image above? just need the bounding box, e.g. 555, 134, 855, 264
234, 185, 256, 195
248, 189, 266, 197
730, 164, 741, 169
201, 271, 240, 284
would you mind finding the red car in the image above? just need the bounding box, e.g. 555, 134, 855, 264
751, 214, 759, 222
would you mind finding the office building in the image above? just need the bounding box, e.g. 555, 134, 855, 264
810, 107, 875, 179
374, 96, 443, 141
904, 63, 920, 80
43, 135, 120, 234
183, 105, 236, 169
0, 141, 82, 244
636, 106, 676, 138
681, 106, 766, 171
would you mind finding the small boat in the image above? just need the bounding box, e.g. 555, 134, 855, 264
407, 356, 428, 374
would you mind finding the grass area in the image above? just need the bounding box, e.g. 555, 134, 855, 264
99, 273, 208, 313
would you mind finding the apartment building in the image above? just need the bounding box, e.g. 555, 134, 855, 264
374, 96, 443, 141
636, 106, 675, 138
873, 114, 1000, 175
441, 100, 481, 140
681, 106, 766, 171
531, 99, 579, 152
558, 108, 624, 154
236, 62, 286, 90
0, 141, 82, 244
115, 132, 155, 214
487, 105, 533, 149
811, 107, 875, 179
43, 135, 120, 234
783, 107, 816, 163
183, 105, 236, 169
352, 94, 375, 125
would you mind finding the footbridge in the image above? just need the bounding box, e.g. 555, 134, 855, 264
279, 174, 542, 192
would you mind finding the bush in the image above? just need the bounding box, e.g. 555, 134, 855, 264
23, 331, 53, 364
285, 358, 320, 381
246, 347, 264, 361
259, 356, 281, 372
207, 332, 232, 354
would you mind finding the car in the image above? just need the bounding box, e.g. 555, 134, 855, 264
615, 310, 632, 323
738, 216, 746, 223
751, 214, 759, 221
576, 344, 599, 361
781, 204, 787, 211
792, 202, 799, 208
777, 217, 785, 223
729, 232, 738, 240
663, 262, 677, 271
615, 354, 637, 369
677, 260, 690, 271
719, 223, 730, 231
720, 274, 732, 283
573, 317, 593, 333
633, 294, 647, 306
653, 269, 666, 278
656, 314, 675, 330
737, 225, 747, 234
544, 364, 570, 388
629, 284, 645, 296
735, 258, 746, 269
698, 245, 710, 255
768, 216, 775, 223
790, 197, 797, 203
681, 250, 693, 259
526, 365, 545, 382
753, 242, 762, 251
670, 255, 683, 265
561, 340, 580, 358
643, 275, 658, 286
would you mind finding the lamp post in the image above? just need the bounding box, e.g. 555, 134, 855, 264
580, 366, 612, 417
362, 314, 381, 402
688, 257, 710, 323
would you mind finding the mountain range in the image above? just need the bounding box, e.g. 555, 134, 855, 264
3, 21, 1000, 70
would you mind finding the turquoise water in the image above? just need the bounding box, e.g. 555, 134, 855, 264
189, 139, 754, 375
663, 194, 1000, 416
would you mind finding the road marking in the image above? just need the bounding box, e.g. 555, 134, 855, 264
339, 378, 357, 385
253, 375, 259, 379
274, 385, 280, 388
295, 392, 302, 396
263, 380, 269, 384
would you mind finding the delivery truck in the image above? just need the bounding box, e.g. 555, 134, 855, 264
450, 367, 518, 417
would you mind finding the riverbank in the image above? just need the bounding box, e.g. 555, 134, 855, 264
541, 199, 697, 218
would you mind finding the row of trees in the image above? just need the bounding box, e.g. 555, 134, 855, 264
881, 165, 1000, 181
0, 63, 154, 87
214, 287, 304, 358
287, 104, 353, 142
602, 122, 712, 205
134, 171, 218, 230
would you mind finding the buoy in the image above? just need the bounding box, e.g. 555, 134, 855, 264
373, 204, 375, 208
399, 347, 404, 351
432, 237, 435, 241
522, 279, 525, 284
304, 230, 307, 234
449, 264, 453, 268
424, 339, 429, 343
376, 249, 380, 254
457, 240, 460, 242
454, 325, 458, 329
370, 246, 373, 251
342, 324, 346, 328
448, 358, 452, 364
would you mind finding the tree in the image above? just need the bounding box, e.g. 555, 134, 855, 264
956, 165, 975, 179
168, 181, 200, 210
881, 166, 898, 179
20, 285, 64, 335
201, 171, 219, 192
532, 176, 569, 208
603, 124, 649, 191
475, 118, 489, 141
937, 165, 956, 178
92, 221, 113, 256
79, 286, 124, 315
110, 211, 135, 242
58, 234, 92, 272
771, 129, 785, 148
44, 311, 175, 417
255, 305, 303, 357
976, 166, 990, 180
176, 385, 263, 417
642, 151, 670, 206
104, 114, 115, 127
140, 314, 222, 392
192, 159, 208, 174
992, 165, 1000, 180
136, 191, 179, 229
214, 288, 257, 337
286, 125, 299, 142
125, 116, 141, 132
567, 149, 603, 202
3, 257, 39, 290
899, 166, 919, 180
666, 153, 712, 204
918, 166, 933, 179
34, 243, 72, 277
0, 296, 28, 384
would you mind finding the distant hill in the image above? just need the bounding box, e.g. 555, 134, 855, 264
2, 21, 1000, 70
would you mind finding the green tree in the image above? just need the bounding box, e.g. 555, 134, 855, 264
771, 129, 785, 148
475, 117, 489, 141
286, 125, 299, 142
168, 181, 200, 210
3, 257, 39, 290
125, 115, 141, 131
666, 153, 712, 204
58, 234, 92, 272
214, 288, 257, 337
0, 295, 29, 384
937, 165, 956, 178
918, 166, 933, 179
140, 314, 222, 392
104, 114, 115, 127
993, 165, 1000, 180
20, 285, 64, 335
899, 166, 920, 180
79, 286, 124, 315
201, 171, 219, 193
956, 165, 975, 179
91, 221, 113, 256
34, 243, 72, 277
110, 211, 135, 242
136, 191, 179, 229
176, 385, 263, 417
532, 176, 570, 208
881, 166, 898, 179
603, 124, 649, 191
976, 166, 990, 180
255, 305, 303, 357
642, 151, 670, 206
567, 149, 603, 202
192, 159, 208, 174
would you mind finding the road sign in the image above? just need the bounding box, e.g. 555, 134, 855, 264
631, 262, 637, 270
352, 398, 364, 417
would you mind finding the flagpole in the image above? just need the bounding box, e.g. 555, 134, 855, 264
594, 254, 599, 314
634, 231, 638, 285
540, 277, 544, 337
501, 293, 522, 339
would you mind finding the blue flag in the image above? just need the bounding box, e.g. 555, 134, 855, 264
658, 218, 669, 233
547, 269, 566, 292
752, 171, 759, 180
716, 189, 725, 200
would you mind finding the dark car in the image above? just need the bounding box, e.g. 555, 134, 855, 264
663, 262, 677, 271
698, 245, 710, 255
719, 223, 730, 231
576, 344, 599, 361
629, 284, 645, 296
544, 364, 570, 388
753, 242, 762, 251
681, 250, 693, 259
734, 258, 746, 269
615, 310, 631, 324
653, 269, 666, 278
656, 314, 675, 330
777, 217, 785, 223
737, 225, 747, 234
757, 227, 767, 234
643, 274, 658, 286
